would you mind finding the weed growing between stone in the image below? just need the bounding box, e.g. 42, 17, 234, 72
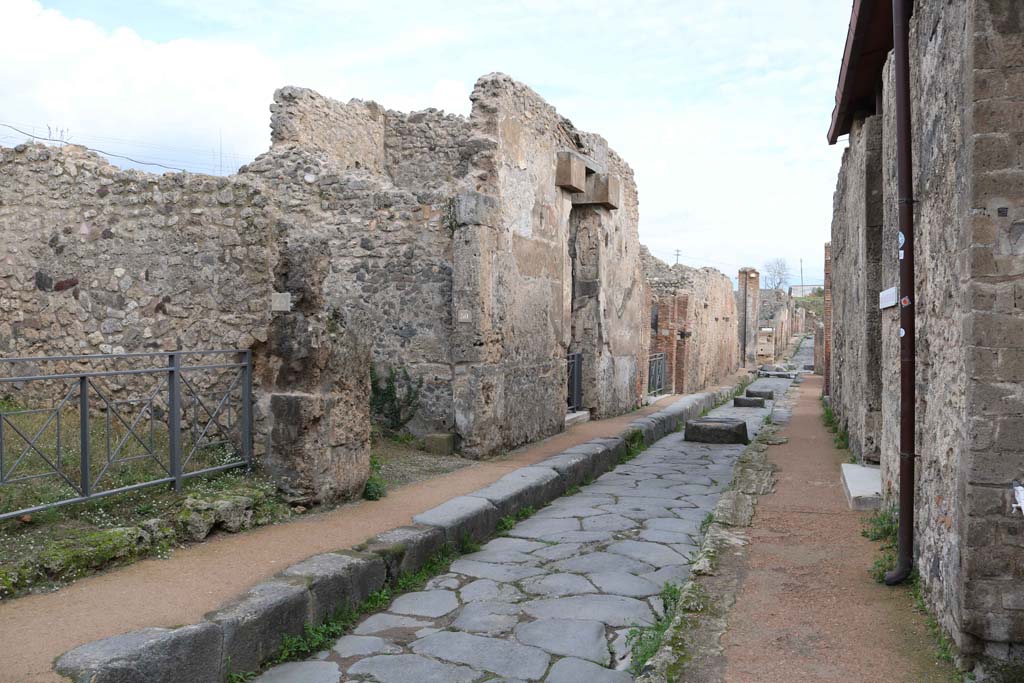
910, 575, 956, 665
700, 512, 715, 536
621, 430, 647, 463
361, 456, 387, 501
226, 543, 468, 683
862, 507, 898, 583
820, 397, 853, 453
496, 505, 536, 533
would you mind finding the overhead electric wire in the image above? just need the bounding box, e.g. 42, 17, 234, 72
1, 122, 189, 172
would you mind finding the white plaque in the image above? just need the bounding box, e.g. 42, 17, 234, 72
271, 291, 292, 312
879, 287, 898, 310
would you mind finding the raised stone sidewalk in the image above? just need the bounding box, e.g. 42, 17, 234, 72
240, 379, 791, 683
54, 377, 792, 683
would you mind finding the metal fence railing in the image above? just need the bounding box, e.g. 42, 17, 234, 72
566, 352, 583, 413
648, 352, 667, 396
0, 350, 252, 521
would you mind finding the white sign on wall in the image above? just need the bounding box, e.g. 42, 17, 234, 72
879, 286, 898, 310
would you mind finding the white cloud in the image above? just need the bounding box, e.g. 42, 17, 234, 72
0, 0, 852, 282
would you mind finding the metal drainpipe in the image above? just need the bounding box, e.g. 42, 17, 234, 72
886, 0, 916, 586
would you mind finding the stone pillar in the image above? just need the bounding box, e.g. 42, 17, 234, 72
823, 243, 832, 396
736, 267, 760, 368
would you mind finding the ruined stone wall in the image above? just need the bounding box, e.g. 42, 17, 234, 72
736, 268, 760, 367
261, 90, 472, 438
823, 243, 833, 395
757, 289, 793, 363
449, 74, 647, 456
0, 142, 371, 505
829, 115, 885, 463
831, 0, 1024, 663
642, 248, 739, 395
959, 0, 1024, 663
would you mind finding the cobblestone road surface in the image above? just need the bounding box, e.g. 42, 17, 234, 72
253, 376, 795, 683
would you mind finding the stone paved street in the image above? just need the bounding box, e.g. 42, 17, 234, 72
253, 377, 793, 683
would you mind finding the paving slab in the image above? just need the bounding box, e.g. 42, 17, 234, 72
514, 618, 610, 665
251, 661, 341, 683
251, 377, 793, 682
410, 631, 551, 680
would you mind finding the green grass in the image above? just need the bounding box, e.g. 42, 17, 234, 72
497, 505, 537, 533
228, 544, 463, 682
362, 456, 387, 501
910, 575, 956, 666
620, 430, 647, 463
863, 507, 898, 583
700, 512, 715, 535
627, 583, 684, 674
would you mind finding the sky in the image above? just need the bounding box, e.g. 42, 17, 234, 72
0, 0, 852, 287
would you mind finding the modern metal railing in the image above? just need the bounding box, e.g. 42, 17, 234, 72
566, 352, 583, 413
0, 350, 252, 521
648, 352, 667, 396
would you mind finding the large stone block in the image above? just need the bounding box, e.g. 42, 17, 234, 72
280, 551, 386, 623
413, 495, 499, 545
205, 580, 310, 674
555, 151, 586, 193
684, 418, 750, 445
467, 467, 563, 517
733, 396, 766, 408
746, 388, 775, 400
267, 391, 370, 505
55, 624, 224, 683
360, 525, 446, 581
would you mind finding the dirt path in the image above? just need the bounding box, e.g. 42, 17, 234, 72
0, 382, 741, 683
720, 375, 956, 683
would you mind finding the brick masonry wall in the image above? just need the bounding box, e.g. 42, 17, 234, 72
642, 248, 739, 395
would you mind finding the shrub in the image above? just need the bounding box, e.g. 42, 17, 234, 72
370, 365, 423, 432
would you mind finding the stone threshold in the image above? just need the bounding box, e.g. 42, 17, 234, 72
54, 383, 745, 683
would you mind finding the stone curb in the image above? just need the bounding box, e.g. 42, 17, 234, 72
54, 379, 749, 683
634, 384, 790, 683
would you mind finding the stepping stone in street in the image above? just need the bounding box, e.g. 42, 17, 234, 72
389, 590, 459, 618
514, 618, 610, 665
522, 594, 655, 627
684, 417, 750, 444
347, 653, 480, 683
746, 388, 775, 400
733, 396, 766, 408
252, 661, 341, 683
546, 656, 633, 683
411, 631, 551, 680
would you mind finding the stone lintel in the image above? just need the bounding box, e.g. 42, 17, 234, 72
555, 151, 586, 193
571, 173, 620, 210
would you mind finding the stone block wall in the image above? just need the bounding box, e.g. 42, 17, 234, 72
828, 0, 1024, 666
0, 143, 372, 505
451, 74, 648, 455
642, 248, 739, 396
829, 114, 885, 463
757, 289, 794, 364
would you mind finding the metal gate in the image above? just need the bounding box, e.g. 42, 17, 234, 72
648, 352, 667, 396
0, 350, 252, 521
566, 352, 583, 413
